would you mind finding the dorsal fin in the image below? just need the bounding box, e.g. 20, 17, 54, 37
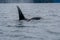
17, 6, 26, 20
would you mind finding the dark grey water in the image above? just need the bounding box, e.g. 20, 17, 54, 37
0, 3, 60, 40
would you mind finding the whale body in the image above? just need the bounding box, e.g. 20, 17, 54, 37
17, 6, 41, 21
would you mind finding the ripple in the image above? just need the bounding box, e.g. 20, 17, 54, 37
47, 30, 60, 35
24, 36, 36, 38
7, 25, 13, 27
15, 25, 33, 28
0, 32, 4, 34
8, 35, 24, 37
0, 29, 4, 34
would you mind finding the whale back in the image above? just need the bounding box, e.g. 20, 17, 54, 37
17, 6, 41, 21
17, 6, 26, 20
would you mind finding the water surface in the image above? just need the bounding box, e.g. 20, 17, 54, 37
0, 3, 60, 40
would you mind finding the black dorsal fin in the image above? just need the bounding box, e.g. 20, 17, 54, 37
17, 6, 26, 20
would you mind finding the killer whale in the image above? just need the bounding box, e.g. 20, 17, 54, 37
17, 6, 41, 21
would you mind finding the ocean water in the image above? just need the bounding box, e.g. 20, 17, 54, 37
0, 3, 60, 40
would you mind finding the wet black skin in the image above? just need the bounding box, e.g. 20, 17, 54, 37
17, 6, 42, 21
